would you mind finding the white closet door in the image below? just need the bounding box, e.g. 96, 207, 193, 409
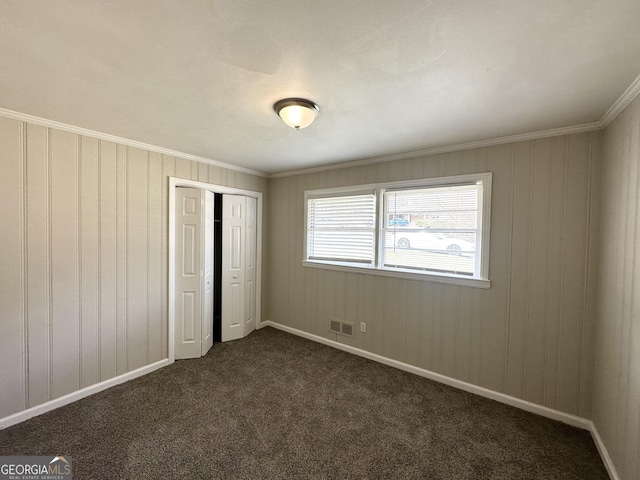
201, 190, 215, 356
221, 195, 246, 342
244, 196, 257, 336
175, 187, 203, 359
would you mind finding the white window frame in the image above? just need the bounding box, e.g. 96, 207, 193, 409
303, 173, 492, 289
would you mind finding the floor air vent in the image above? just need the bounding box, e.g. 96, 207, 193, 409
329, 320, 354, 337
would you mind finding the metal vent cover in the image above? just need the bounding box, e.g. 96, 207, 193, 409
341, 322, 353, 336
330, 320, 341, 334
329, 320, 354, 337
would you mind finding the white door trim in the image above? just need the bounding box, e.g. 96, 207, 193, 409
168, 177, 263, 363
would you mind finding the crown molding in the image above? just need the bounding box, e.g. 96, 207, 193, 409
270, 72, 640, 179
599, 73, 640, 127
0, 107, 268, 178
5, 70, 640, 181
269, 122, 601, 178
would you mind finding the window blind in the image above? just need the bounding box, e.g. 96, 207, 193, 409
307, 194, 376, 264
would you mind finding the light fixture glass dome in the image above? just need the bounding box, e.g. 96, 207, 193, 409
274, 98, 319, 130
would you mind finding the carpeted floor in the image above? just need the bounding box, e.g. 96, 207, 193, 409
0, 327, 608, 479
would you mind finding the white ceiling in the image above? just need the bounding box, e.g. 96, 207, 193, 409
1, 0, 639, 174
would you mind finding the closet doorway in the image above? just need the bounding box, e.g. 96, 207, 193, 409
169, 178, 262, 361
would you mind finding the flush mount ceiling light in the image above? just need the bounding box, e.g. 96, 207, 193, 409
274, 98, 319, 130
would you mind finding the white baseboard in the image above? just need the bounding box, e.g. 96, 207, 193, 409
262, 321, 590, 429
0, 358, 171, 430
588, 421, 621, 480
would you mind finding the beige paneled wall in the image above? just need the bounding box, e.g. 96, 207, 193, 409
0, 116, 268, 420
593, 95, 640, 480
268, 131, 600, 417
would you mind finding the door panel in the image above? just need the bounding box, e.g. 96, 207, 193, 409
182, 225, 197, 275
202, 190, 214, 355
222, 195, 245, 342
230, 282, 242, 327
245, 197, 257, 335
230, 226, 242, 270
181, 291, 197, 341
175, 188, 202, 359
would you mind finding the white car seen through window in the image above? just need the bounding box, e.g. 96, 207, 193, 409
391, 230, 475, 255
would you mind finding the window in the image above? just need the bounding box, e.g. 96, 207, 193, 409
304, 173, 492, 288
307, 193, 376, 264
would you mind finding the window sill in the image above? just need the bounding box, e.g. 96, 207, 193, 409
302, 260, 491, 289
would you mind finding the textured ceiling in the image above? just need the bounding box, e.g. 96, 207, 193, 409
1, 0, 639, 174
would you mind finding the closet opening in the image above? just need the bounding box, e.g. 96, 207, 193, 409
214, 192, 222, 343
168, 177, 263, 361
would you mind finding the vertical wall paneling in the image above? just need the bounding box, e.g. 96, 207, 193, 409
469, 288, 484, 386
359, 275, 372, 353
47, 128, 53, 399
543, 136, 568, 408
418, 282, 433, 371
268, 178, 290, 331
25, 123, 50, 407
96, 139, 102, 382
620, 98, 638, 479
315, 269, 328, 339
198, 163, 208, 183
299, 177, 310, 335
557, 134, 590, 414
299, 176, 312, 336
289, 178, 303, 332
219, 167, 228, 186
99, 140, 117, 381
506, 141, 533, 399
175, 157, 191, 180
482, 144, 513, 393
382, 278, 402, 361
334, 272, 347, 336
593, 94, 640, 480
77, 136, 82, 390
404, 281, 420, 368
303, 262, 318, 338
431, 283, 444, 373
0, 117, 25, 418
456, 287, 472, 382
270, 132, 601, 417
50, 129, 80, 399
226, 169, 235, 187
580, 132, 600, 419
208, 165, 221, 185
0, 116, 269, 423
126, 148, 149, 370
441, 286, 459, 378
471, 149, 490, 387
625, 118, 640, 477
371, 276, 385, 356
616, 114, 636, 457
524, 137, 552, 406
20, 122, 27, 410
352, 274, 365, 350
147, 152, 163, 363
80, 136, 99, 388
161, 155, 176, 355
115, 144, 128, 374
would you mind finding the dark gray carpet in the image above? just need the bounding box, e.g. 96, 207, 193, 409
0, 327, 608, 479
